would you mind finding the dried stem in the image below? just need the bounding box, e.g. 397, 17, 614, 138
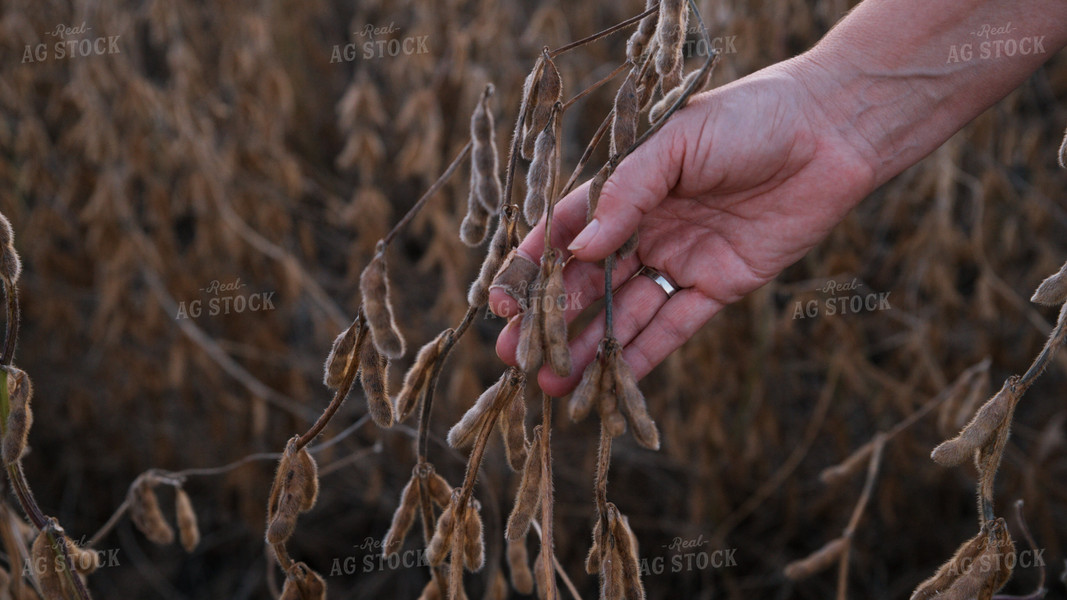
561, 62, 631, 112
383, 140, 473, 247
1, 284, 17, 366
295, 310, 365, 449
836, 434, 886, 600
539, 393, 558, 600
549, 5, 658, 58
560, 111, 613, 197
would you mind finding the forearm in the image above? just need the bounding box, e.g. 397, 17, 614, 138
790, 0, 1067, 189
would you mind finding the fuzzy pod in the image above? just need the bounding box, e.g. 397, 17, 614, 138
1031, 260, 1067, 306
926, 520, 1013, 600
653, 0, 687, 89
648, 65, 713, 124
636, 59, 661, 109
395, 329, 451, 422
612, 353, 659, 449
1059, 126, 1067, 168
626, 0, 659, 61
522, 57, 562, 160
585, 512, 607, 575
910, 528, 989, 600
460, 186, 491, 247
425, 468, 454, 507
570, 348, 606, 423
448, 378, 502, 449
488, 569, 509, 600
611, 513, 645, 599
175, 487, 201, 552
541, 257, 571, 377
499, 386, 528, 471
323, 318, 364, 389
0, 213, 12, 249
516, 281, 546, 372
266, 440, 319, 545
0, 246, 20, 284
524, 123, 556, 227
280, 562, 326, 600
358, 338, 395, 428
383, 475, 420, 558
130, 478, 175, 546
2, 366, 33, 465
599, 546, 625, 600
489, 248, 540, 314
66, 537, 101, 575
587, 163, 611, 223
470, 205, 518, 307
611, 69, 640, 157
931, 378, 1018, 467
462, 503, 485, 571
597, 344, 628, 437
471, 84, 502, 213
417, 577, 443, 600
360, 242, 406, 359
427, 499, 457, 566
784, 536, 849, 581
508, 537, 534, 594
533, 550, 552, 600
518, 57, 546, 159
32, 530, 69, 599
506, 427, 544, 541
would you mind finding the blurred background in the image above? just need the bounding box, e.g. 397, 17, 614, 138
0, 0, 1065, 598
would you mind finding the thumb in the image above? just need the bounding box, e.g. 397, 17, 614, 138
566, 122, 684, 261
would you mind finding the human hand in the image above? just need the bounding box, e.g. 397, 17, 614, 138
491, 58, 877, 396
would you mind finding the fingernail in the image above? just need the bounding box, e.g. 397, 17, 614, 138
568, 218, 600, 252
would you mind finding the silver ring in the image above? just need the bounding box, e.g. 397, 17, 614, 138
637, 266, 680, 298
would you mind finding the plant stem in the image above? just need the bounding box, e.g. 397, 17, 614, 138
562, 62, 631, 113
549, 6, 658, 58
538, 393, 558, 600
295, 313, 365, 449
1, 284, 18, 366
383, 140, 473, 247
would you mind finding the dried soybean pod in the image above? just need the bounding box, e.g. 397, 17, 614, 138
471, 84, 502, 212
931, 378, 1019, 467
427, 498, 458, 566
600, 546, 625, 600
586, 163, 611, 222
516, 276, 546, 372
396, 329, 450, 422
1032, 260, 1067, 306
32, 530, 66, 599
281, 562, 326, 600
613, 352, 660, 450
383, 475, 419, 558
648, 65, 714, 124
611, 69, 640, 157
499, 384, 528, 471
612, 514, 645, 599
585, 516, 604, 575
130, 478, 175, 546
417, 576, 443, 600
358, 339, 395, 428
266, 440, 318, 545
2, 367, 33, 465
490, 248, 539, 308
910, 529, 989, 600
360, 241, 406, 359
460, 186, 491, 247
175, 487, 200, 552
0, 247, 19, 284
323, 318, 363, 389
524, 120, 556, 227
469, 205, 518, 307
462, 502, 485, 571
448, 376, 503, 449
488, 569, 509, 600
654, 0, 687, 90
506, 426, 544, 541
425, 468, 454, 507
541, 256, 571, 377
627, 0, 659, 61
570, 348, 605, 423
66, 537, 100, 575
783, 536, 849, 581
508, 537, 534, 594
533, 550, 551, 600
522, 53, 562, 160
0, 213, 12, 249
1059, 126, 1067, 168
518, 57, 546, 159
598, 344, 628, 437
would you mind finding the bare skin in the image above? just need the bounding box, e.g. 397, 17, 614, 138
492, 0, 1067, 396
